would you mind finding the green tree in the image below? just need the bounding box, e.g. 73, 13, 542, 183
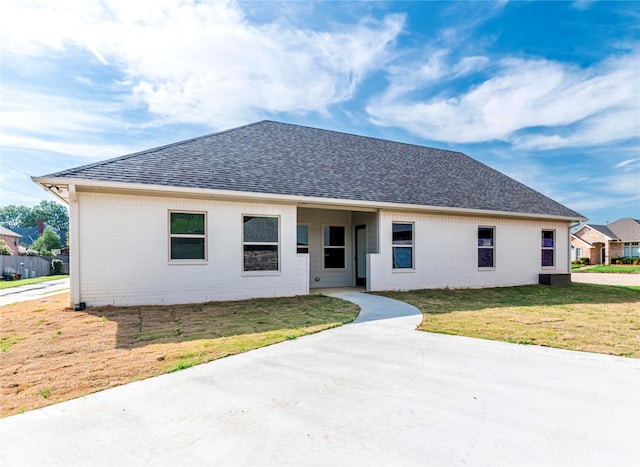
0, 205, 32, 229
0, 239, 12, 255
0, 201, 68, 230
30, 228, 62, 255
29, 201, 69, 230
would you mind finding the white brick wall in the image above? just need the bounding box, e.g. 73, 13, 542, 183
71, 193, 572, 306
75, 193, 308, 306
368, 211, 570, 291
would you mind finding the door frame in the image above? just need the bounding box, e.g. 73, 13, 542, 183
355, 224, 366, 287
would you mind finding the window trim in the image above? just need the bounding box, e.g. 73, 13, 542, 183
541, 229, 556, 269
242, 214, 281, 275
168, 210, 207, 263
392, 221, 415, 272
322, 224, 347, 270
297, 223, 310, 254
477, 226, 496, 270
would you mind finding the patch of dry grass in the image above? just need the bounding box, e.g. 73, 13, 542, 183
0, 293, 358, 417
376, 284, 640, 358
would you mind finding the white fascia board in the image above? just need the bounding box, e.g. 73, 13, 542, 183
571, 234, 593, 247
31, 177, 587, 223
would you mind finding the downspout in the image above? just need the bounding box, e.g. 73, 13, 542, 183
69, 185, 81, 307
569, 221, 581, 275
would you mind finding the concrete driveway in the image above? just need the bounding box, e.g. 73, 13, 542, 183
1, 292, 638, 466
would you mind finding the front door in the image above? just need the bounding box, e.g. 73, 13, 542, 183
601, 246, 606, 265
355, 225, 366, 287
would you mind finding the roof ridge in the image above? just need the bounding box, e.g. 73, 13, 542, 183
263, 120, 466, 157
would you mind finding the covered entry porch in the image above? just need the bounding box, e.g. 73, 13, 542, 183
297, 207, 379, 290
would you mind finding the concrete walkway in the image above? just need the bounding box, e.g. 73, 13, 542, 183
1, 291, 638, 466
0, 277, 70, 307
572, 272, 640, 286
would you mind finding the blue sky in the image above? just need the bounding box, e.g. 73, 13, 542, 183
1, 0, 638, 224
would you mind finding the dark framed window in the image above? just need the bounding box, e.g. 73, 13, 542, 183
478, 227, 495, 268
169, 212, 206, 260
243, 216, 279, 271
542, 230, 555, 267
623, 242, 639, 257
392, 223, 413, 269
323, 225, 345, 269
297, 224, 309, 254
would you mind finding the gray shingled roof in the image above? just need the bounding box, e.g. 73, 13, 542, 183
41, 120, 583, 219
607, 218, 640, 242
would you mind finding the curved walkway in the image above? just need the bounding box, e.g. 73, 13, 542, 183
1, 292, 638, 466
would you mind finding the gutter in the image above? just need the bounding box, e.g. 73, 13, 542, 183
32, 176, 588, 223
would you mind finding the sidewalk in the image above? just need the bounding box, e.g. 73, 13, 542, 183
572, 272, 640, 286
0, 278, 70, 307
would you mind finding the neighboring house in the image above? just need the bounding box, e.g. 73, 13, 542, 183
13, 219, 68, 251
33, 121, 585, 307
571, 218, 640, 264
0, 226, 22, 255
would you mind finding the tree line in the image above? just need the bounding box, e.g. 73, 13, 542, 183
0, 201, 68, 230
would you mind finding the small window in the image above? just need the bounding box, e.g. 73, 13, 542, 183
576, 247, 582, 259
323, 225, 345, 269
542, 230, 555, 267
243, 216, 279, 271
392, 222, 413, 269
169, 212, 206, 260
297, 224, 309, 254
478, 227, 495, 268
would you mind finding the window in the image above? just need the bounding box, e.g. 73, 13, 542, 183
297, 224, 309, 254
624, 242, 639, 257
542, 230, 555, 267
478, 227, 495, 268
392, 223, 413, 269
243, 216, 279, 272
576, 247, 582, 260
323, 225, 345, 269
169, 212, 206, 260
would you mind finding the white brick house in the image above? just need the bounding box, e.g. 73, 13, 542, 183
34, 121, 585, 307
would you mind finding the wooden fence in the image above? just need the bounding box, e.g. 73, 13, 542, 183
0, 255, 69, 278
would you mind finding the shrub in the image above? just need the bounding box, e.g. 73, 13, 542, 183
0, 240, 12, 255
612, 257, 638, 265
51, 259, 64, 274
579, 257, 590, 265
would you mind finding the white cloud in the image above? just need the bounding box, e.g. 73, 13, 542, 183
2, 0, 404, 128
367, 52, 640, 149
614, 158, 640, 171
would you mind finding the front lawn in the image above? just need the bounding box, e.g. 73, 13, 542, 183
376, 283, 640, 358
573, 265, 640, 274
1, 293, 358, 417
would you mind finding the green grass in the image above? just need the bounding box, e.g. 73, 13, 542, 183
573, 265, 640, 274
0, 335, 24, 352
376, 283, 640, 358
0, 275, 68, 290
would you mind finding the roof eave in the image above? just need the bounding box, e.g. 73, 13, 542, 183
32, 177, 587, 223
